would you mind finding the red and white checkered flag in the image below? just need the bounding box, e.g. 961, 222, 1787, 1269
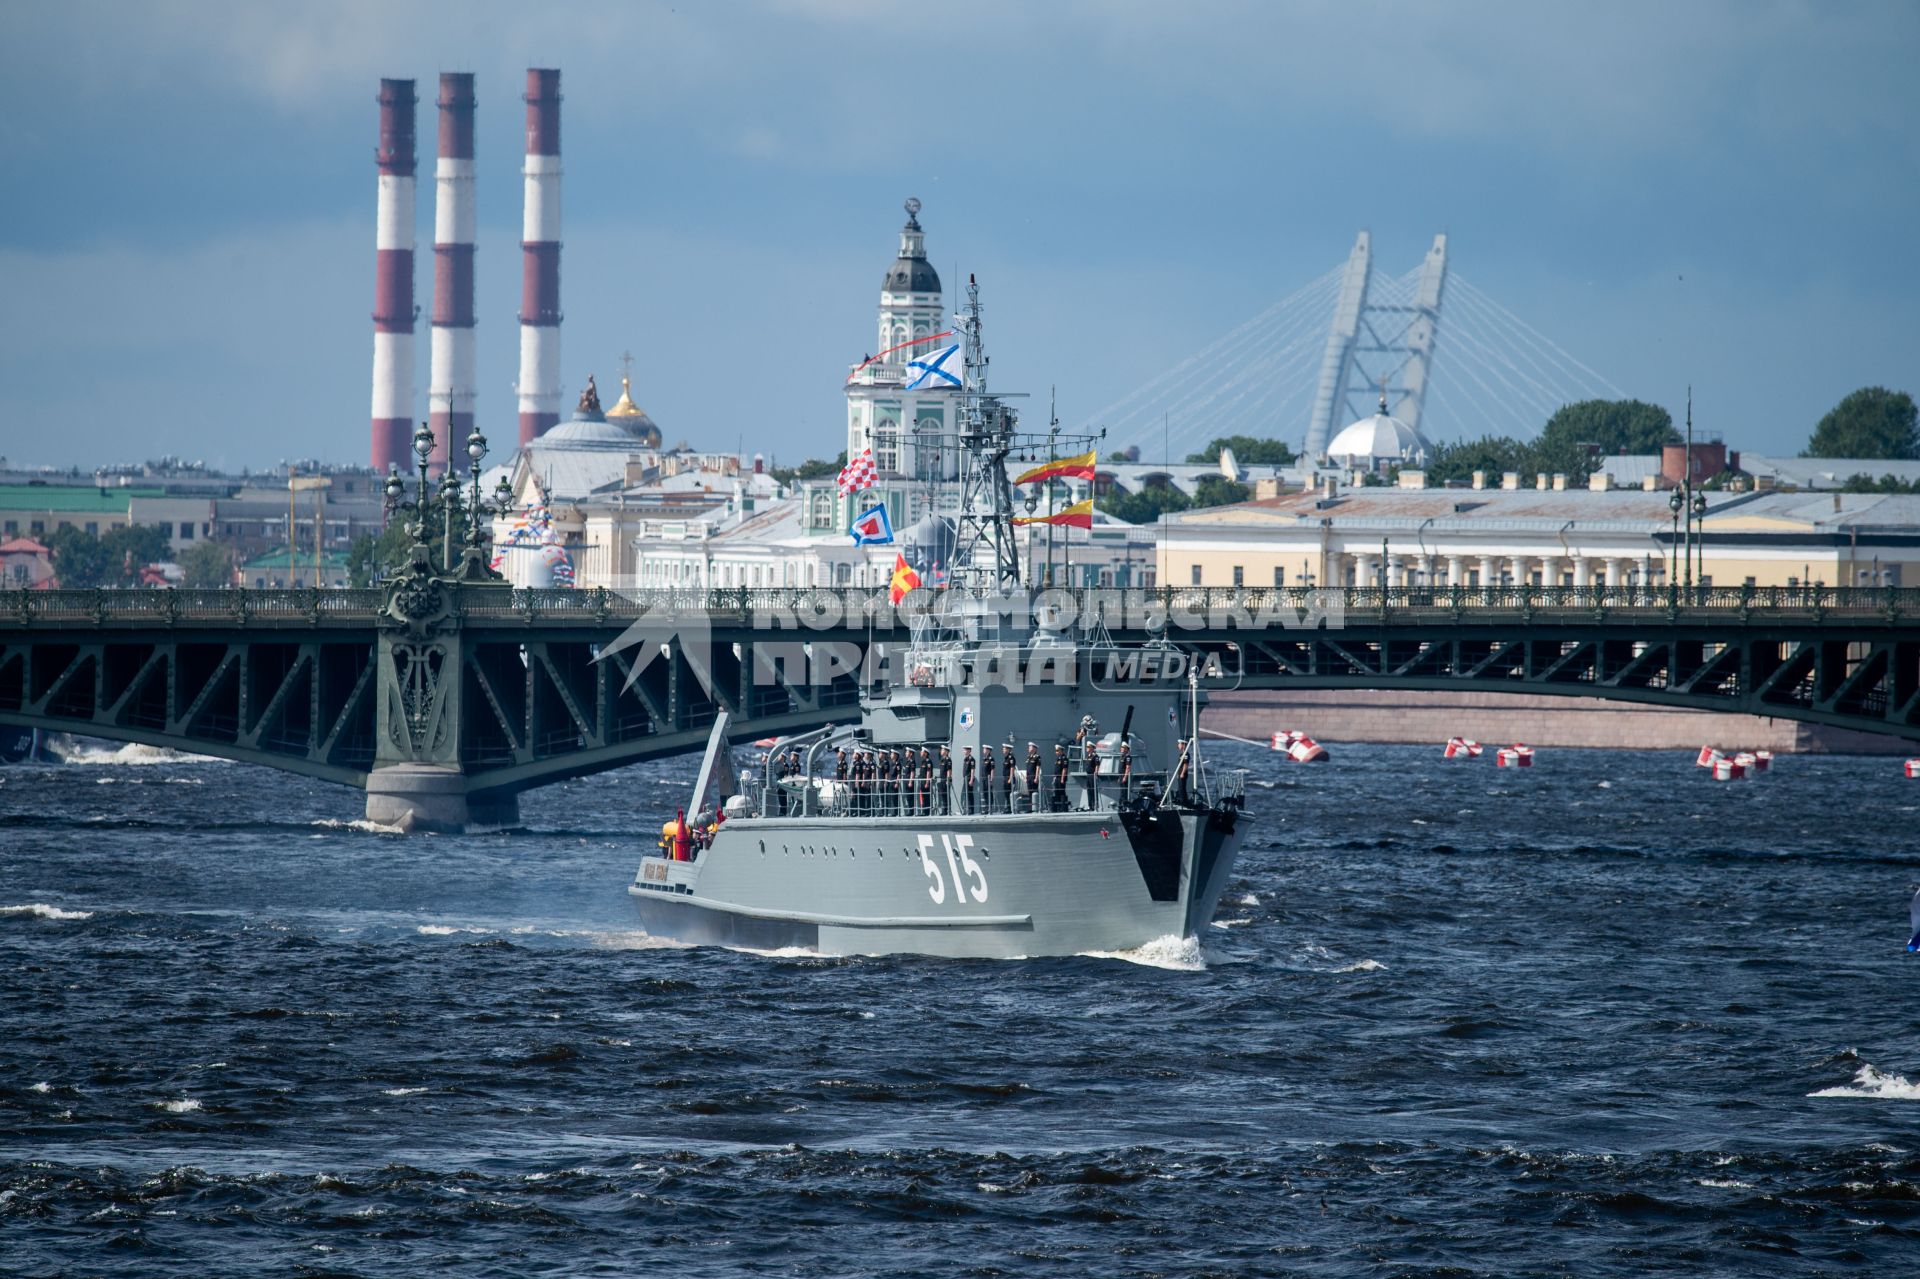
837, 447, 877, 496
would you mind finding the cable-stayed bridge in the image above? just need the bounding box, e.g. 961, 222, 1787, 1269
1088, 232, 1627, 462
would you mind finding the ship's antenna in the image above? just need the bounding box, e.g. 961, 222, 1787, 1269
949, 274, 1020, 594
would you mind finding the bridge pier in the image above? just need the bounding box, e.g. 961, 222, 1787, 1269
365, 763, 520, 833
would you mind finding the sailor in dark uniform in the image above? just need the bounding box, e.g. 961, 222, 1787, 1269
938, 745, 953, 815
980, 746, 996, 814
962, 746, 977, 815
1052, 744, 1069, 812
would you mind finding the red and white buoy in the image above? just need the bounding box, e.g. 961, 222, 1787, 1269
1713, 757, 1746, 781
428, 71, 477, 475
1751, 750, 1773, 773
369, 78, 416, 475
1444, 737, 1484, 759
1496, 744, 1534, 769
1288, 736, 1329, 763
517, 68, 563, 446
1696, 745, 1723, 769
1905, 758, 1920, 779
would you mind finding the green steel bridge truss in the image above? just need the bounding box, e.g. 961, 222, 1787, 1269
0, 585, 1915, 807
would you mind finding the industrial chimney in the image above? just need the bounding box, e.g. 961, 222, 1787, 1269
517, 68, 562, 445
428, 72, 477, 474
370, 79, 417, 475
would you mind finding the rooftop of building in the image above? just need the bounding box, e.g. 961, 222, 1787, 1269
0, 483, 166, 512
1169, 484, 1755, 534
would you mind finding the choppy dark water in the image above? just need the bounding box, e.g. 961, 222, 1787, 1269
3, 738, 1918, 1277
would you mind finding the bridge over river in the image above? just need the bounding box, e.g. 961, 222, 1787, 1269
2, 580, 1915, 829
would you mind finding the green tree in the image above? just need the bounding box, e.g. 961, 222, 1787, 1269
1097, 485, 1191, 525
1190, 476, 1251, 507
1422, 435, 1536, 488
47, 526, 110, 588
770, 451, 845, 485
1839, 472, 1920, 494
180, 539, 234, 587
346, 533, 380, 588
1804, 387, 1919, 460
356, 502, 468, 584
48, 523, 171, 588
1533, 399, 1677, 478
1184, 435, 1297, 466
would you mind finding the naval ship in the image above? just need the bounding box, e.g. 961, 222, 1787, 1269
627, 280, 1249, 959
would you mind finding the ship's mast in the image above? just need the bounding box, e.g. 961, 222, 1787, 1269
950, 275, 1022, 592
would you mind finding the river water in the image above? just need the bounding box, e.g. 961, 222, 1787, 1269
2, 739, 1917, 1276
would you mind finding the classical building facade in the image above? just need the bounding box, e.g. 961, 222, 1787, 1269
1160, 481, 1919, 591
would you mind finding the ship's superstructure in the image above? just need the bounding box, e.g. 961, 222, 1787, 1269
628, 279, 1248, 958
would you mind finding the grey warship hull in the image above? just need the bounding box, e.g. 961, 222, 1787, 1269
623, 268, 1251, 961
630, 805, 1246, 959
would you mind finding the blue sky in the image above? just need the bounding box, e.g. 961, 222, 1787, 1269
1, 0, 1915, 471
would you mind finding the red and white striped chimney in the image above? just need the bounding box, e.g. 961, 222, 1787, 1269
517, 68, 562, 445
428, 72, 477, 474
370, 78, 417, 474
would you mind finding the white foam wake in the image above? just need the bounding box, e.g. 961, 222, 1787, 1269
155, 1098, 202, 1114
311, 818, 405, 835
1081, 933, 1207, 971
1, 903, 93, 921
1810, 1064, 1920, 1100
49, 740, 218, 766
1332, 958, 1388, 973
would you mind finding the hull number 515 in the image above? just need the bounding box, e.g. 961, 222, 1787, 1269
917, 833, 988, 905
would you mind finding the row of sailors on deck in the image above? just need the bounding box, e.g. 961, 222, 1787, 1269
765, 726, 1189, 817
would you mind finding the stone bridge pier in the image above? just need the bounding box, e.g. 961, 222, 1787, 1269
367, 574, 518, 832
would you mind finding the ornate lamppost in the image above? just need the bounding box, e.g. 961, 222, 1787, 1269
384, 421, 440, 579
1667, 487, 1683, 603
453, 424, 516, 582
382, 421, 514, 586
1690, 489, 1707, 595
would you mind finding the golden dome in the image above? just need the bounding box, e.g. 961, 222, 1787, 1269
607, 376, 643, 418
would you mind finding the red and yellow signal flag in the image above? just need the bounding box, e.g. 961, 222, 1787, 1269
1012, 449, 1097, 486
888, 553, 923, 605
1012, 498, 1094, 529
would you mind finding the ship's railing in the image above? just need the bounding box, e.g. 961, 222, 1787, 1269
8, 583, 1911, 630
754, 761, 1184, 819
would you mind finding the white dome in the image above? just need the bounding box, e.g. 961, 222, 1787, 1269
537, 416, 638, 448
1325, 409, 1430, 464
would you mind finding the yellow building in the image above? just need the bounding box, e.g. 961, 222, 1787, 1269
1158, 482, 1918, 591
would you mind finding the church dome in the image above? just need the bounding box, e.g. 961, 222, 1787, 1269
881, 198, 941, 295
1326, 393, 1430, 465
605, 375, 662, 448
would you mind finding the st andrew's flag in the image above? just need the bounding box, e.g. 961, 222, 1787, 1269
903, 343, 962, 391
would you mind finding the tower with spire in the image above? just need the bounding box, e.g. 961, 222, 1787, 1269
844, 198, 958, 488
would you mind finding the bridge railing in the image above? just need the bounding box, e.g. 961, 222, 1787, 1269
3, 587, 386, 627
4, 583, 1914, 629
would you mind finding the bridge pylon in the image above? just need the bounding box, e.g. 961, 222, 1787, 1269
365, 578, 512, 831
1303, 231, 1449, 457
